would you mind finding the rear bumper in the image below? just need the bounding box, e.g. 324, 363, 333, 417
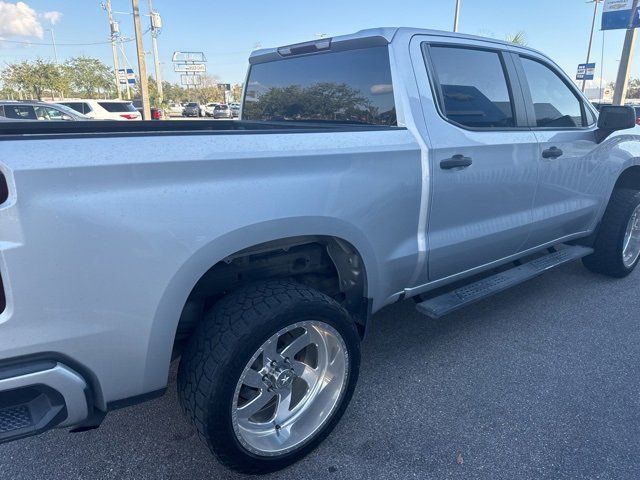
0, 361, 90, 443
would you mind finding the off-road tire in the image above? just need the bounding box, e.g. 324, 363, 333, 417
177, 279, 361, 474
583, 188, 640, 277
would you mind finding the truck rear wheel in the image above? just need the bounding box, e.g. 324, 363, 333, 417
177, 279, 360, 474
583, 189, 640, 277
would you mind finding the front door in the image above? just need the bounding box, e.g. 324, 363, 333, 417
514, 54, 602, 249
414, 39, 540, 281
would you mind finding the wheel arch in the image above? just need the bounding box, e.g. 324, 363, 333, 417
142, 217, 378, 393
614, 164, 640, 191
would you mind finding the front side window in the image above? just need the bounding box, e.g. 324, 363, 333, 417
520, 57, 586, 128
34, 106, 73, 121
428, 46, 515, 129
244, 46, 396, 125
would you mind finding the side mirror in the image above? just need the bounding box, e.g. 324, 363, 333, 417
596, 105, 636, 143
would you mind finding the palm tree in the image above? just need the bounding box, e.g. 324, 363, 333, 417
506, 32, 527, 46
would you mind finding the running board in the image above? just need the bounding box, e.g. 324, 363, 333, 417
415, 245, 594, 319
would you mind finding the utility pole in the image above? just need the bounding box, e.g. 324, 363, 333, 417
453, 0, 461, 32
104, 0, 122, 99
582, 0, 601, 92
148, 0, 163, 104
613, 0, 640, 105
132, 0, 151, 119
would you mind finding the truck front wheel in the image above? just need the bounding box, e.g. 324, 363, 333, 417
177, 279, 361, 474
583, 189, 640, 277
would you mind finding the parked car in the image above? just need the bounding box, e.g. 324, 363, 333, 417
183, 102, 201, 117
1, 27, 640, 475
211, 104, 232, 119
166, 103, 184, 117
626, 104, 640, 126
203, 102, 219, 116
56, 99, 141, 120
0, 101, 90, 121
230, 102, 241, 118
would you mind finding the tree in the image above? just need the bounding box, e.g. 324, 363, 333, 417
243, 82, 377, 123
64, 56, 114, 98
627, 77, 640, 99
189, 74, 225, 104
231, 83, 244, 102
506, 32, 527, 46
0, 59, 69, 100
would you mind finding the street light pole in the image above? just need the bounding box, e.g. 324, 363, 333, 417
613, 0, 640, 105
582, 0, 601, 93
104, 0, 122, 99
148, 0, 163, 104
132, 0, 151, 119
453, 0, 461, 32
46, 28, 58, 64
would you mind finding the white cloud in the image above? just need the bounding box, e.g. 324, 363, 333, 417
43, 10, 62, 25
0, 1, 43, 38
370, 84, 393, 95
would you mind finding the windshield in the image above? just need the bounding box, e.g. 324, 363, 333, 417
243, 46, 396, 125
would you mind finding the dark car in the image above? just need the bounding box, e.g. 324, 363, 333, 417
627, 105, 640, 126
183, 102, 201, 117
131, 100, 165, 120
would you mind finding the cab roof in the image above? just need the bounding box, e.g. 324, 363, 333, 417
249, 27, 544, 64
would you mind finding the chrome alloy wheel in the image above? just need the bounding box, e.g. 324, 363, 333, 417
231, 320, 349, 456
623, 204, 640, 268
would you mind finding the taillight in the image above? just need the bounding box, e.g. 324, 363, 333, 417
0, 172, 8, 205
635, 117, 640, 126
120, 114, 138, 120
152, 109, 161, 120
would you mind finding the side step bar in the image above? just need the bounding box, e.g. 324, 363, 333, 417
416, 245, 593, 319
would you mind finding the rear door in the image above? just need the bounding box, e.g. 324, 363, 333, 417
412, 37, 540, 281
513, 53, 601, 248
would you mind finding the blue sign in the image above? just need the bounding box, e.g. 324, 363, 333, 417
117, 68, 136, 85
602, 0, 640, 30
576, 63, 596, 81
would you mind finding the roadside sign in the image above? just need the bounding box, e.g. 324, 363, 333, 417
602, 0, 640, 30
174, 63, 206, 73
172, 51, 207, 62
576, 63, 596, 81
181, 74, 202, 86
117, 68, 136, 85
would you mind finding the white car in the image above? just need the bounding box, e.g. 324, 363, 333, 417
166, 103, 184, 117
203, 103, 219, 117
56, 100, 142, 121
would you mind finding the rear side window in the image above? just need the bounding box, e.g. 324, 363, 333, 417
61, 102, 83, 113
520, 57, 586, 128
243, 46, 396, 125
2, 105, 36, 120
428, 46, 515, 129
98, 102, 137, 113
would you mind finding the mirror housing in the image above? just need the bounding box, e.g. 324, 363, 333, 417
596, 105, 636, 143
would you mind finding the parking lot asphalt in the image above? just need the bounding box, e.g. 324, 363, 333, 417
1, 261, 639, 480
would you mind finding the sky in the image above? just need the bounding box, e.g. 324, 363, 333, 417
0, 0, 634, 91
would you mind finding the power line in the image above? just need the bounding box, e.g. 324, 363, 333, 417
0, 37, 134, 47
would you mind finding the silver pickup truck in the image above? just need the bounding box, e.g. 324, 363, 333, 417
1, 27, 639, 474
